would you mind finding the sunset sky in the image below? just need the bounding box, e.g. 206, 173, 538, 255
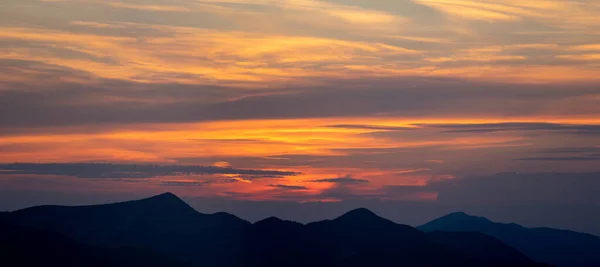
1, 0, 600, 231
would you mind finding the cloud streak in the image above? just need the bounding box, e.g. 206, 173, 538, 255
310, 175, 370, 184
517, 156, 600, 161
423, 123, 600, 134
160, 181, 211, 186
268, 184, 309, 190
0, 163, 300, 179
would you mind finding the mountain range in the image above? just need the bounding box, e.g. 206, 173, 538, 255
1, 193, 595, 266
419, 212, 600, 267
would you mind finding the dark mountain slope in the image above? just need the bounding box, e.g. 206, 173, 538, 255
304, 209, 469, 267
245, 217, 314, 267
300, 208, 544, 267
419, 212, 600, 267
246, 209, 509, 267
7, 192, 251, 266
428, 231, 536, 265
0, 219, 188, 267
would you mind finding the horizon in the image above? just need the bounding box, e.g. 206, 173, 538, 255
2, 188, 599, 237
0, 190, 564, 230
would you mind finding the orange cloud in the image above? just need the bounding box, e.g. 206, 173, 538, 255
2, 116, 599, 199
1, 0, 600, 201
107, 2, 192, 12
3, 0, 600, 87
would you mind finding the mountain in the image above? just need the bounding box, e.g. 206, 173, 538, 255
247, 208, 546, 267
428, 231, 537, 265
0, 219, 188, 267
6, 192, 251, 266
245, 209, 515, 267
245, 217, 313, 267
303, 208, 474, 267
4, 193, 548, 267
419, 212, 600, 267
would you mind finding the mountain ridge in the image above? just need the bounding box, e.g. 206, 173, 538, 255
419, 212, 600, 267
3, 193, 552, 267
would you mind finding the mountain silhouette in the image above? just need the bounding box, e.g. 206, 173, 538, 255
4, 193, 550, 267
419, 212, 600, 267
0, 219, 188, 267
7, 192, 251, 266
246, 208, 546, 267
304, 209, 472, 267
428, 231, 536, 265
246, 216, 312, 267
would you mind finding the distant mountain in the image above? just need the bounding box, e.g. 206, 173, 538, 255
428, 231, 537, 265
419, 212, 600, 267
4, 193, 548, 267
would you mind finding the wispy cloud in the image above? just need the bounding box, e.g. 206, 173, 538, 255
414, 0, 600, 29
536, 147, 600, 154
107, 2, 192, 12
0, 163, 300, 179
3, 0, 600, 86
516, 156, 600, 161
310, 175, 370, 184
325, 124, 416, 131
161, 180, 211, 186
268, 184, 308, 190
422, 123, 600, 134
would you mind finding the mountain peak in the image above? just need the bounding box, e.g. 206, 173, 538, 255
336, 208, 384, 223
257, 216, 284, 223
445, 211, 472, 218
441, 212, 490, 222
143, 192, 186, 204
152, 192, 179, 200
136, 192, 197, 213
345, 207, 376, 216
418, 212, 492, 232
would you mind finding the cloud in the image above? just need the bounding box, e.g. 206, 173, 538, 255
160, 181, 211, 186
423, 123, 600, 134
268, 184, 308, 190
0, 163, 300, 179
414, 0, 600, 29
211, 161, 231, 168
536, 147, 600, 154
414, 0, 521, 22
197, 0, 405, 27
325, 124, 416, 131
310, 175, 370, 184
329, 147, 410, 155
107, 2, 192, 12
394, 169, 433, 176
235, 175, 286, 180
516, 156, 600, 161
2, 77, 600, 130
4, 0, 600, 91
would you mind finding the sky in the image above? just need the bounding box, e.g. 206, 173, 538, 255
1, 0, 600, 233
